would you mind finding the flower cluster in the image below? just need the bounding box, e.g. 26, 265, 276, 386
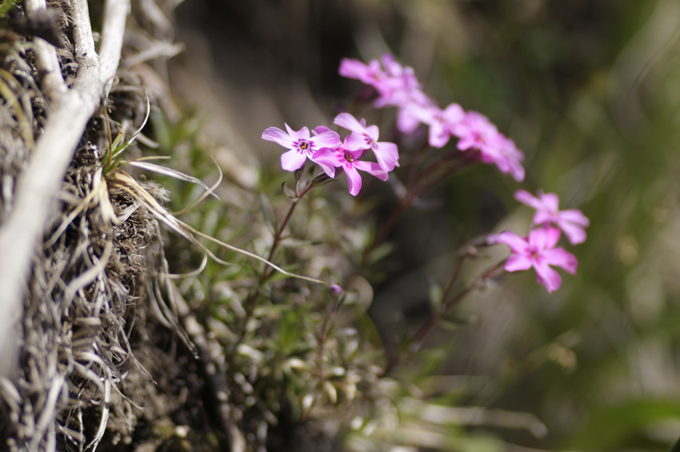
339, 54, 525, 182
489, 190, 590, 293
263, 54, 590, 295
261, 113, 399, 196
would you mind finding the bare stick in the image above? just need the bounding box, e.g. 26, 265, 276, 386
99, 0, 129, 90
71, 0, 97, 66
0, 0, 130, 378
24, 0, 66, 101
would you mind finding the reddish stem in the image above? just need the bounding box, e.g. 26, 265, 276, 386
235, 181, 316, 343
365, 155, 472, 260
381, 259, 505, 377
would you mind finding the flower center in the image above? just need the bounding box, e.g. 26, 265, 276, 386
344, 152, 355, 162
364, 134, 376, 149
530, 248, 542, 262
298, 140, 311, 153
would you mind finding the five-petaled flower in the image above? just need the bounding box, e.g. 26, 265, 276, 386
334, 113, 400, 172
261, 124, 341, 172
450, 111, 525, 182
313, 144, 388, 196
514, 189, 590, 244
410, 103, 465, 149
490, 227, 578, 293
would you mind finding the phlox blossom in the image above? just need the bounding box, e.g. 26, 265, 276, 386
312, 144, 388, 196
451, 111, 525, 182
261, 124, 341, 172
495, 137, 525, 183
339, 54, 428, 119
338, 58, 389, 91
334, 113, 400, 172
490, 227, 578, 293
410, 103, 465, 148
392, 89, 434, 135
514, 190, 590, 245
375, 54, 423, 108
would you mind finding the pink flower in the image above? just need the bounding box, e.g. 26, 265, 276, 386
395, 90, 435, 134
339, 54, 427, 114
262, 124, 341, 172
452, 111, 502, 153
491, 227, 578, 293
495, 137, 525, 182
451, 111, 525, 182
411, 103, 465, 148
514, 190, 590, 245
339, 58, 389, 88
375, 54, 423, 108
334, 113, 400, 172
312, 145, 388, 196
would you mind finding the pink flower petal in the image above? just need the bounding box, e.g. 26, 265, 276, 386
543, 247, 578, 274
396, 106, 423, 133
534, 211, 555, 225
514, 190, 543, 210
533, 262, 562, 293
310, 149, 339, 178
311, 130, 342, 149
312, 148, 342, 167
280, 149, 307, 172
374, 141, 399, 171
334, 113, 364, 135
559, 209, 590, 227
262, 127, 294, 148
354, 161, 389, 181
365, 124, 380, 142
285, 124, 310, 141
539, 192, 560, 212
505, 254, 534, 272
344, 165, 363, 196
529, 226, 561, 251
498, 139, 525, 182
380, 53, 401, 76
345, 132, 369, 152
314, 125, 332, 135
338, 59, 374, 82
495, 231, 530, 254
428, 122, 450, 148
508, 159, 525, 182
442, 103, 465, 125
558, 220, 586, 245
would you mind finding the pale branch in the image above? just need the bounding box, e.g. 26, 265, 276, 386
24, 0, 66, 101
100, 0, 129, 90
71, 0, 98, 67
0, 0, 130, 378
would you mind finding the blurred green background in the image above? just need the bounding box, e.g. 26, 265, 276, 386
168, 0, 680, 450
